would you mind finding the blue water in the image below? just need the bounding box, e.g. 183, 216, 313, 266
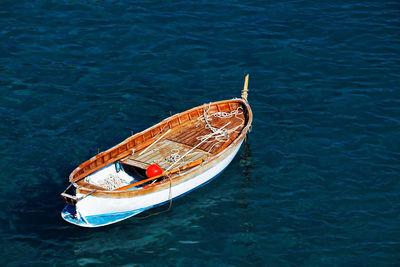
1, 0, 399, 265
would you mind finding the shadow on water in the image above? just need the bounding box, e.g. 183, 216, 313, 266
237, 136, 264, 265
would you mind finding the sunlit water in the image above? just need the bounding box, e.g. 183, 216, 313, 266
1, 0, 399, 266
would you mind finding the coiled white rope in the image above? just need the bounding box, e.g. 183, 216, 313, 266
85, 173, 127, 190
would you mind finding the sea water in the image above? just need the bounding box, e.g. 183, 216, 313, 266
0, 0, 399, 266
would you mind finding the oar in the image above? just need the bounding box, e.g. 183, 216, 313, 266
115, 158, 205, 191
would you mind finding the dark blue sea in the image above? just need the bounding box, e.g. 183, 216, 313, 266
1, 0, 399, 266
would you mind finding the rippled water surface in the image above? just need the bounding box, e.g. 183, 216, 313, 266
1, 0, 399, 266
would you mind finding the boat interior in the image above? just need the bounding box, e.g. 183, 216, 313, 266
71, 100, 249, 192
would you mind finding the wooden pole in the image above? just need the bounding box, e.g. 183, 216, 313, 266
241, 74, 249, 101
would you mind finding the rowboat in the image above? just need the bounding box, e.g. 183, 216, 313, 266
61, 75, 253, 227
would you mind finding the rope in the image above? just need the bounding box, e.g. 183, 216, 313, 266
134, 174, 173, 220
129, 103, 246, 220
196, 103, 245, 151
85, 173, 127, 190
165, 122, 230, 172
154, 148, 202, 171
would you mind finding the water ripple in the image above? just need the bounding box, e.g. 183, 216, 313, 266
0, 0, 399, 265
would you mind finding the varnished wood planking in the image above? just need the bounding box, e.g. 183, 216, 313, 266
68, 99, 250, 189
167, 111, 246, 153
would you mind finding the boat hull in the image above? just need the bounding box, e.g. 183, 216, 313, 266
61, 139, 243, 227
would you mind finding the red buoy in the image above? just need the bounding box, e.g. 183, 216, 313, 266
146, 164, 163, 178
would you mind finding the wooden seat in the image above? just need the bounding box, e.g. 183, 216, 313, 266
119, 158, 150, 169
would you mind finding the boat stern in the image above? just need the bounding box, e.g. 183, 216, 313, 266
61, 204, 94, 227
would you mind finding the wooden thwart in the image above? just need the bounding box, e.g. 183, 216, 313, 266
120, 158, 150, 169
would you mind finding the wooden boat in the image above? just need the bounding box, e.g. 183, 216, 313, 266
61, 75, 253, 227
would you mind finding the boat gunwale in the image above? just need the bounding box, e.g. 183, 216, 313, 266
70, 98, 253, 197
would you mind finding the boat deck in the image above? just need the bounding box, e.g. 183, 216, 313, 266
121, 139, 209, 170
121, 109, 245, 171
